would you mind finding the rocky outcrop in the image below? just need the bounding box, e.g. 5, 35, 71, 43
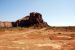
0, 22, 12, 28
0, 12, 48, 28
15, 12, 48, 27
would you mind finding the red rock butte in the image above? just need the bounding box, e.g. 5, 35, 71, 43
0, 12, 48, 28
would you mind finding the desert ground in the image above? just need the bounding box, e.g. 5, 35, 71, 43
0, 27, 75, 50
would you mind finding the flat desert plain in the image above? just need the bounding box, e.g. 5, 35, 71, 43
0, 27, 75, 50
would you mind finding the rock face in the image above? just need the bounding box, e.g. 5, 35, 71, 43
15, 12, 48, 27
0, 12, 48, 28
0, 22, 12, 28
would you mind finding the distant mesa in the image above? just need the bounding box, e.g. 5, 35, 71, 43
0, 12, 48, 28
0, 21, 12, 28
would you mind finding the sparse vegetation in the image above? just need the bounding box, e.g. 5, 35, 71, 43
0, 27, 75, 50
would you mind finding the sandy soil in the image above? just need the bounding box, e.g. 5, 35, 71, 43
0, 28, 75, 50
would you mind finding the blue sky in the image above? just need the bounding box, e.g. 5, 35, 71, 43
0, 0, 75, 26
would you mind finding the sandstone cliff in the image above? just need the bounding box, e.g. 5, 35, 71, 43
0, 22, 12, 28
0, 12, 48, 28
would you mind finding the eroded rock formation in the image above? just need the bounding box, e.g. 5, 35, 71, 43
15, 12, 48, 27
0, 12, 48, 28
0, 22, 12, 28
